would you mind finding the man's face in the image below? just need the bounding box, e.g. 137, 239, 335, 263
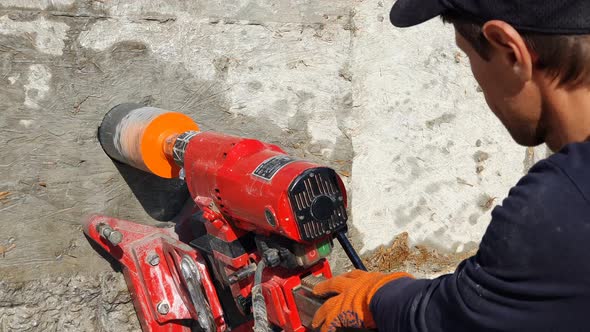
454, 29, 545, 146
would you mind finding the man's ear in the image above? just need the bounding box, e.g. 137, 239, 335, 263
482, 20, 533, 82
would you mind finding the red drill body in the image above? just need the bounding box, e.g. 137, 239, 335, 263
182, 131, 348, 243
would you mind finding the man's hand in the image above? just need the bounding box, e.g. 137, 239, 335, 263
312, 270, 413, 332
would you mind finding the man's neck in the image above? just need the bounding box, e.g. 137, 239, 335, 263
542, 84, 590, 151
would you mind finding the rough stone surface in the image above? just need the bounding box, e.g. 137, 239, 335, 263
0, 0, 548, 330
0, 273, 138, 332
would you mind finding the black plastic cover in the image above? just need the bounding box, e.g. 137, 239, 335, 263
288, 167, 347, 241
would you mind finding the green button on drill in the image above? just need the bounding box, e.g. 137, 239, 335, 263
317, 241, 331, 257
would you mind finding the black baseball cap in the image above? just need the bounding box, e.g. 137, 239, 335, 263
390, 0, 590, 34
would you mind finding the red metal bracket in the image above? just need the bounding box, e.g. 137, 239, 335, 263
262, 259, 333, 332
84, 215, 226, 332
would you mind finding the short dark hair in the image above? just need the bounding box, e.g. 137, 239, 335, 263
441, 12, 590, 88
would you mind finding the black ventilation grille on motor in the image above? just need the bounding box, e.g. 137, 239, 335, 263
288, 167, 347, 241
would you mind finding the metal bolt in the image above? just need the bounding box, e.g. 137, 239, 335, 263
148, 254, 160, 266
107, 230, 123, 245
97, 223, 123, 246
157, 301, 170, 315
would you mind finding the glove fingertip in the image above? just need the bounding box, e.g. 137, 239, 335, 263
312, 313, 326, 329
312, 296, 338, 329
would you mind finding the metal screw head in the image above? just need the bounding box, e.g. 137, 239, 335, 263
107, 230, 123, 246
148, 254, 160, 266
97, 223, 123, 246
157, 302, 170, 315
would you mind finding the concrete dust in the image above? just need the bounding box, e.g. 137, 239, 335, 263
363, 232, 476, 278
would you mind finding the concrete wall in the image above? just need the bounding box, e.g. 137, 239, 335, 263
0, 0, 547, 330
350, 1, 549, 253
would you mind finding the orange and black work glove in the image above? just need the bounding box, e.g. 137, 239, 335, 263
312, 270, 413, 332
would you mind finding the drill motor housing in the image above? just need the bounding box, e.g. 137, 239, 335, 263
178, 131, 349, 243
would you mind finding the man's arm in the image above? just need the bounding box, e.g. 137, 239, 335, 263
370, 157, 590, 331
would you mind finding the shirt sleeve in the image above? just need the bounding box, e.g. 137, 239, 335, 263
369, 158, 590, 332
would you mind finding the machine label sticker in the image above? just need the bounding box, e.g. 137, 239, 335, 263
253, 155, 296, 180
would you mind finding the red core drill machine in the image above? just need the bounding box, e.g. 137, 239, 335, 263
85, 104, 368, 332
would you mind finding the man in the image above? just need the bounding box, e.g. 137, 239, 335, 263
312, 0, 590, 331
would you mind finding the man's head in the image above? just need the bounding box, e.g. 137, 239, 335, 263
390, 0, 590, 150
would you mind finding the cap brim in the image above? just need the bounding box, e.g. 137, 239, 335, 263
390, 0, 447, 27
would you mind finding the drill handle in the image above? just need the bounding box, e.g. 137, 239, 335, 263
294, 275, 378, 332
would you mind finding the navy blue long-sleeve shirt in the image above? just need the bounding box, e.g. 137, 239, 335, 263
370, 142, 590, 331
